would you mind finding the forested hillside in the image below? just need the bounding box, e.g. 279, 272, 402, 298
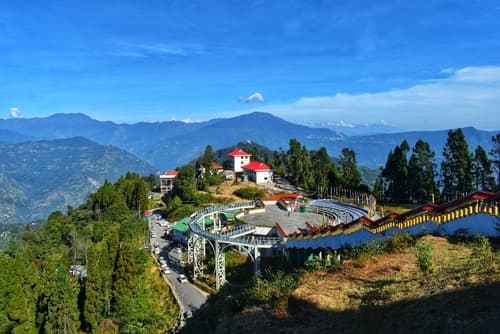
0, 137, 155, 225
0, 173, 178, 333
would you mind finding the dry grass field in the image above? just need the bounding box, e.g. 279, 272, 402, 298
211, 235, 500, 334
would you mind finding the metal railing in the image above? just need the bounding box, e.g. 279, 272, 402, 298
189, 202, 282, 247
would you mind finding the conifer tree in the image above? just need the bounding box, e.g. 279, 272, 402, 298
286, 139, 313, 191
490, 133, 500, 189
171, 164, 198, 203
311, 147, 336, 197
381, 140, 410, 202
408, 139, 438, 203
473, 145, 496, 191
84, 241, 114, 332
338, 147, 361, 189
44, 263, 80, 334
201, 144, 215, 172
0, 248, 39, 333
441, 128, 474, 200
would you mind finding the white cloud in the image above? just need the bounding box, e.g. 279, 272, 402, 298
112, 41, 206, 57
9, 107, 22, 118
257, 66, 500, 130
243, 92, 264, 104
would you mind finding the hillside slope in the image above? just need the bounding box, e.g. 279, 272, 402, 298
0, 137, 155, 224
195, 235, 500, 334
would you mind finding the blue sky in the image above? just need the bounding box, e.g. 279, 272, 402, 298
1, 0, 500, 130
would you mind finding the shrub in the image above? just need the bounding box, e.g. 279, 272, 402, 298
246, 270, 297, 311
233, 187, 265, 199
415, 241, 433, 273
385, 233, 414, 252
305, 252, 340, 272
469, 235, 494, 272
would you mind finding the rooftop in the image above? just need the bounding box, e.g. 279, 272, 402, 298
160, 170, 178, 178
241, 161, 271, 171
227, 148, 251, 157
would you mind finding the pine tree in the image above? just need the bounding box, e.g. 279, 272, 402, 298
0, 248, 39, 333
338, 147, 361, 189
286, 139, 313, 191
407, 139, 438, 203
171, 164, 198, 203
311, 147, 335, 197
473, 145, 496, 191
44, 263, 80, 334
83, 241, 114, 332
202, 145, 214, 170
441, 128, 474, 200
381, 140, 410, 202
490, 133, 500, 189
91, 181, 129, 221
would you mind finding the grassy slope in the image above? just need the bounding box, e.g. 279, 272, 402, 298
213, 235, 500, 334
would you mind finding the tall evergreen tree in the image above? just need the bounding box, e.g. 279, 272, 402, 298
286, 139, 313, 191
91, 181, 129, 221
171, 164, 198, 203
490, 133, 500, 189
338, 147, 361, 189
381, 140, 410, 202
372, 177, 383, 200
44, 263, 80, 334
407, 139, 438, 203
311, 147, 334, 196
115, 172, 150, 215
0, 248, 39, 333
441, 128, 474, 200
271, 148, 287, 176
84, 241, 115, 332
473, 145, 496, 191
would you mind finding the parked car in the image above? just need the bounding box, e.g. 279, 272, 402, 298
184, 309, 193, 319
161, 265, 171, 274
178, 274, 188, 284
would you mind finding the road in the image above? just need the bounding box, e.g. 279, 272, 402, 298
148, 213, 208, 319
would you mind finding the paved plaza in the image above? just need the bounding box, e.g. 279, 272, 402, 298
238, 203, 328, 235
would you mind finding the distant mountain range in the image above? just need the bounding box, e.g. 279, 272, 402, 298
0, 137, 155, 224
1, 112, 498, 170
304, 120, 403, 136
1, 112, 498, 225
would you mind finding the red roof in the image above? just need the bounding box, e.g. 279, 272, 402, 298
241, 161, 271, 171
164, 170, 178, 176
210, 162, 224, 170
227, 148, 252, 157
263, 193, 300, 201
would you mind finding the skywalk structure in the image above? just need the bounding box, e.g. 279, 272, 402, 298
187, 191, 500, 290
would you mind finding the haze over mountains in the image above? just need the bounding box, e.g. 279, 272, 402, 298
1, 112, 497, 170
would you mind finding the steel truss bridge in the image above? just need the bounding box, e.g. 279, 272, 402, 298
187, 202, 282, 290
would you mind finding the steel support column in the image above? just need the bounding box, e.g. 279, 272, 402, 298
253, 246, 261, 275
188, 234, 205, 278
215, 241, 226, 290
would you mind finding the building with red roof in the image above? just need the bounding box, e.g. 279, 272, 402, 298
159, 170, 178, 194
241, 161, 273, 184
227, 148, 252, 172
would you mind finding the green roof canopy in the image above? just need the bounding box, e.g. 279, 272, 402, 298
171, 217, 190, 233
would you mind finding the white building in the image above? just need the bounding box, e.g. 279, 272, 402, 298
227, 148, 252, 173
159, 170, 178, 194
242, 161, 273, 184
